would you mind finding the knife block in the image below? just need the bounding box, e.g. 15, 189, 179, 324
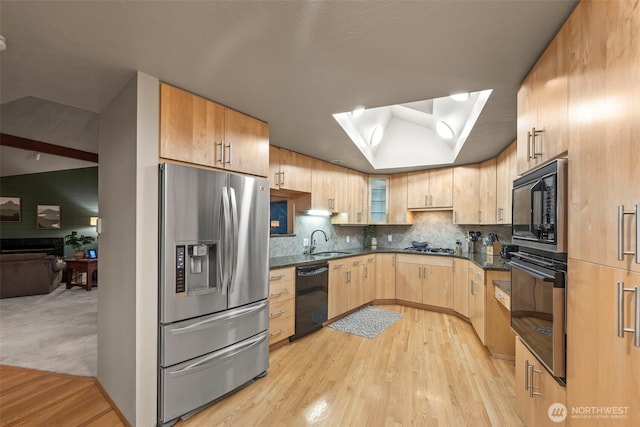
486, 241, 502, 256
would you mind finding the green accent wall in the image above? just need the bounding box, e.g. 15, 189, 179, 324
0, 167, 98, 247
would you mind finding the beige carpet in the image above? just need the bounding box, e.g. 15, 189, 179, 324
0, 284, 97, 377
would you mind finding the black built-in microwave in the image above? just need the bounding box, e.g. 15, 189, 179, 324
512, 159, 567, 253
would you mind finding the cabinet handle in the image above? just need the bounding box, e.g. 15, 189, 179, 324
453, 211, 457, 223
224, 143, 232, 164
270, 274, 285, 280
270, 310, 285, 317
524, 360, 531, 392
617, 205, 638, 261
280, 171, 285, 187
617, 281, 640, 347
425, 195, 428, 207
357, 212, 362, 223
529, 364, 543, 397
430, 195, 433, 206
270, 329, 285, 336
528, 127, 543, 160
478, 210, 482, 223
216, 142, 224, 164
364, 266, 368, 278
270, 290, 287, 297
470, 279, 475, 295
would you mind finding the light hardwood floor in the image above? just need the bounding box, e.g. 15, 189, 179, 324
0, 365, 125, 426
0, 305, 522, 426
180, 305, 522, 426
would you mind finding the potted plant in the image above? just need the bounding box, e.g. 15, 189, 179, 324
64, 231, 95, 260
363, 225, 377, 249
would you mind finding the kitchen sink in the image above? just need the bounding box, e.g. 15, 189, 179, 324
310, 251, 352, 257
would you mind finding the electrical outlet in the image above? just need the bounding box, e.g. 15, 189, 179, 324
388, 234, 393, 242
346, 236, 350, 243
303, 238, 309, 247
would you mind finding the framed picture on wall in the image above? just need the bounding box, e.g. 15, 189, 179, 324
36, 205, 61, 229
0, 197, 21, 222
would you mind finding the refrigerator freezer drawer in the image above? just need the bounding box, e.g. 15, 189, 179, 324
159, 330, 269, 424
160, 299, 268, 367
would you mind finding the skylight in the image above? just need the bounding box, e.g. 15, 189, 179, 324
332, 89, 492, 170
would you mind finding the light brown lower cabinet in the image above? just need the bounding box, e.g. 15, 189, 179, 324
268, 267, 295, 345
395, 254, 453, 309
516, 337, 567, 427
468, 262, 486, 344
485, 270, 514, 358
328, 256, 376, 319
375, 253, 396, 300
453, 258, 469, 317
566, 259, 640, 426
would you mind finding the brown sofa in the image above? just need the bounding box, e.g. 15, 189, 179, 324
0, 253, 63, 298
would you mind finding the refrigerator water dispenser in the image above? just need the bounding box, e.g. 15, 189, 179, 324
175, 242, 219, 295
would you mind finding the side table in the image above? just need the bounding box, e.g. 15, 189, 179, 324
65, 259, 98, 291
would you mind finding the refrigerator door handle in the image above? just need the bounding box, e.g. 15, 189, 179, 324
221, 187, 232, 293
228, 186, 239, 294
168, 331, 267, 377
168, 300, 268, 335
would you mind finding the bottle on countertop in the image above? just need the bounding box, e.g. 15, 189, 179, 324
454, 240, 462, 255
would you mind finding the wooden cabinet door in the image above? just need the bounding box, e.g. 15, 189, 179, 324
224, 108, 269, 177
361, 256, 376, 305
469, 264, 486, 345
389, 173, 413, 224
515, 338, 536, 426
479, 159, 497, 224
535, 31, 569, 166
453, 164, 480, 224
567, 0, 640, 273
496, 141, 516, 224
566, 259, 640, 427
407, 170, 430, 209
517, 72, 537, 175
453, 258, 469, 317
423, 263, 453, 309
485, 270, 514, 358
429, 167, 453, 208
279, 148, 312, 193
159, 83, 224, 167
350, 171, 368, 224
395, 255, 423, 303
311, 158, 334, 212
328, 261, 349, 319
269, 146, 281, 190
375, 253, 396, 300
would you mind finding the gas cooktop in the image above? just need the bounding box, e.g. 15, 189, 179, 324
404, 247, 454, 255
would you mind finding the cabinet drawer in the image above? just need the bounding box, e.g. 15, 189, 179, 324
494, 286, 510, 311
269, 279, 294, 302
268, 299, 294, 345
269, 267, 294, 282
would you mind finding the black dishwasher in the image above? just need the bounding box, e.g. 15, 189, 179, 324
290, 262, 329, 341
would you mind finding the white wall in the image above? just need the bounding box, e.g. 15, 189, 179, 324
98, 72, 159, 425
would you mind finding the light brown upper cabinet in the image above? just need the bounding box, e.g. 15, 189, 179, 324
495, 141, 517, 224
160, 83, 269, 177
269, 146, 312, 192
452, 164, 480, 224
407, 168, 453, 209
516, 29, 569, 175
479, 158, 497, 224
333, 169, 368, 225
311, 158, 346, 214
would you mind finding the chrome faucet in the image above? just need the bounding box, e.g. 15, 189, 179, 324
309, 229, 328, 254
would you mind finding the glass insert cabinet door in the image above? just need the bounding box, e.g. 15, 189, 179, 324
369, 176, 388, 223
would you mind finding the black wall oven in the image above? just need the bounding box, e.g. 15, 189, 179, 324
510, 248, 567, 381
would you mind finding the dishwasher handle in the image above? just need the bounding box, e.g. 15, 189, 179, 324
297, 264, 329, 277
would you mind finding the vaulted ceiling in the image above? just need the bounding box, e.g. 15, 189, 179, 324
0, 1, 577, 176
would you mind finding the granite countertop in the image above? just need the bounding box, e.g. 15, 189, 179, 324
269, 248, 511, 271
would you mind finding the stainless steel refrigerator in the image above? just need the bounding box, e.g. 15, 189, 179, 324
158, 163, 269, 426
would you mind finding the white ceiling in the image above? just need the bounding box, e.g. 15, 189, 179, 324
0, 0, 578, 175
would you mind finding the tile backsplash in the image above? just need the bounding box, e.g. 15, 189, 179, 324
269, 210, 512, 258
